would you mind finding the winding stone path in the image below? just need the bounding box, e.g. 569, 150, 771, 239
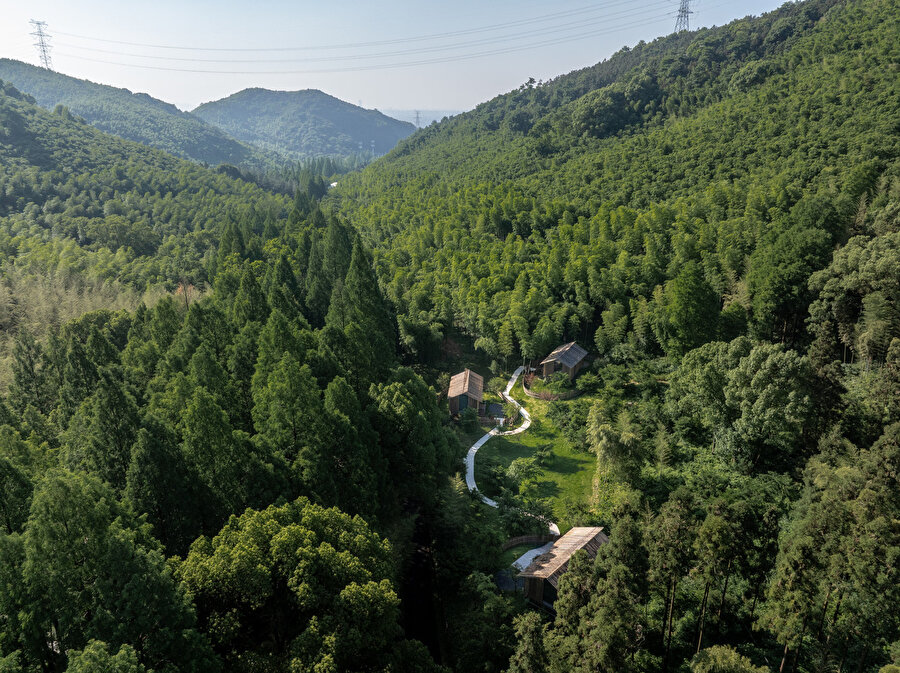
463, 366, 560, 536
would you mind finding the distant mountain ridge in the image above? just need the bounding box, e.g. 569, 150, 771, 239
192, 88, 416, 160
0, 58, 270, 168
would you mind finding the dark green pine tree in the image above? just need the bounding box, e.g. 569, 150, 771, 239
252, 352, 323, 466
124, 418, 217, 555
265, 252, 303, 320
0, 456, 32, 534
63, 368, 141, 492
232, 267, 269, 326
578, 512, 649, 672
748, 224, 832, 345
324, 280, 351, 331
217, 222, 245, 267
148, 297, 183, 352
9, 328, 52, 414
322, 217, 353, 286
180, 387, 243, 511
318, 376, 383, 517
331, 239, 397, 371
185, 299, 233, 362
57, 336, 101, 423
0, 398, 17, 431
507, 612, 548, 673
320, 243, 390, 386
367, 368, 453, 510
261, 214, 279, 241
652, 260, 721, 357
227, 321, 261, 432
17, 470, 218, 673
289, 190, 315, 224
305, 233, 331, 326
188, 343, 239, 424
647, 490, 700, 673
251, 309, 307, 399
295, 229, 312, 278
85, 325, 120, 370
156, 326, 201, 379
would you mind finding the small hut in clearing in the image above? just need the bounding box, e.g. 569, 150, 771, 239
448, 369, 484, 416
518, 527, 608, 609
540, 341, 588, 380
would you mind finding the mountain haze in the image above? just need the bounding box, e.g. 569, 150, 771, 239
193, 88, 416, 159
0, 58, 272, 167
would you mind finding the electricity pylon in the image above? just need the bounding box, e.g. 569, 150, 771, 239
29, 20, 53, 70
675, 0, 693, 32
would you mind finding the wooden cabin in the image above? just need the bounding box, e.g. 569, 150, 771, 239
448, 369, 484, 416
540, 341, 588, 381
518, 527, 609, 610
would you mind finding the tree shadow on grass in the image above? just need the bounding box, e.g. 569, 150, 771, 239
533, 480, 561, 500
548, 453, 592, 476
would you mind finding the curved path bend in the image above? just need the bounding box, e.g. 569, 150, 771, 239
464, 366, 560, 536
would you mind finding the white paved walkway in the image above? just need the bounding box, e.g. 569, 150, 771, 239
463, 366, 560, 536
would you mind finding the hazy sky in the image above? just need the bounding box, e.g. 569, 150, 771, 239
3, 1, 788, 112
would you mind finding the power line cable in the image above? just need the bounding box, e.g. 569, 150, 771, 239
51, 0, 654, 52
54, 11, 676, 75
53, 3, 672, 64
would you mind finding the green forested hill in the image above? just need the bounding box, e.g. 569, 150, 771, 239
0, 0, 899, 671
0, 59, 272, 167
0, 79, 460, 673
192, 87, 416, 159
0, 78, 291, 370
323, 0, 900, 668
333, 0, 897, 355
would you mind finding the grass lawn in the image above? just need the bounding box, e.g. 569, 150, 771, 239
473, 380, 595, 532
501, 544, 537, 567
431, 333, 596, 531
452, 421, 495, 452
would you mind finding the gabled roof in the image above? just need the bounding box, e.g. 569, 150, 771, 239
448, 369, 483, 402
518, 527, 608, 588
540, 341, 588, 369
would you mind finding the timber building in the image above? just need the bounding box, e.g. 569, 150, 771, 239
448, 368, 484, 416
518, 527, 608, 609
540, 341, 588, 380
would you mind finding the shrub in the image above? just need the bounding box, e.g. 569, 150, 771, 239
460, 407, 479, 432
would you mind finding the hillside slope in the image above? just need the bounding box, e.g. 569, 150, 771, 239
0, 59, 271, 167
193, 88, 416, 159
331, 0, 898, 353
0, 78, 290, 356
324, 1, 900, 667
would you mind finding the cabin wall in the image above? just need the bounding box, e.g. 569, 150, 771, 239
563, 360, 583, 380
524, 577, 543, 604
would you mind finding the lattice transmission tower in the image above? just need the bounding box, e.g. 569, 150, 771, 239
30, 20, 53, 70
675, 0, 693, 32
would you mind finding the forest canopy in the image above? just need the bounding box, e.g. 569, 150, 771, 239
0, 0, 899, 671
